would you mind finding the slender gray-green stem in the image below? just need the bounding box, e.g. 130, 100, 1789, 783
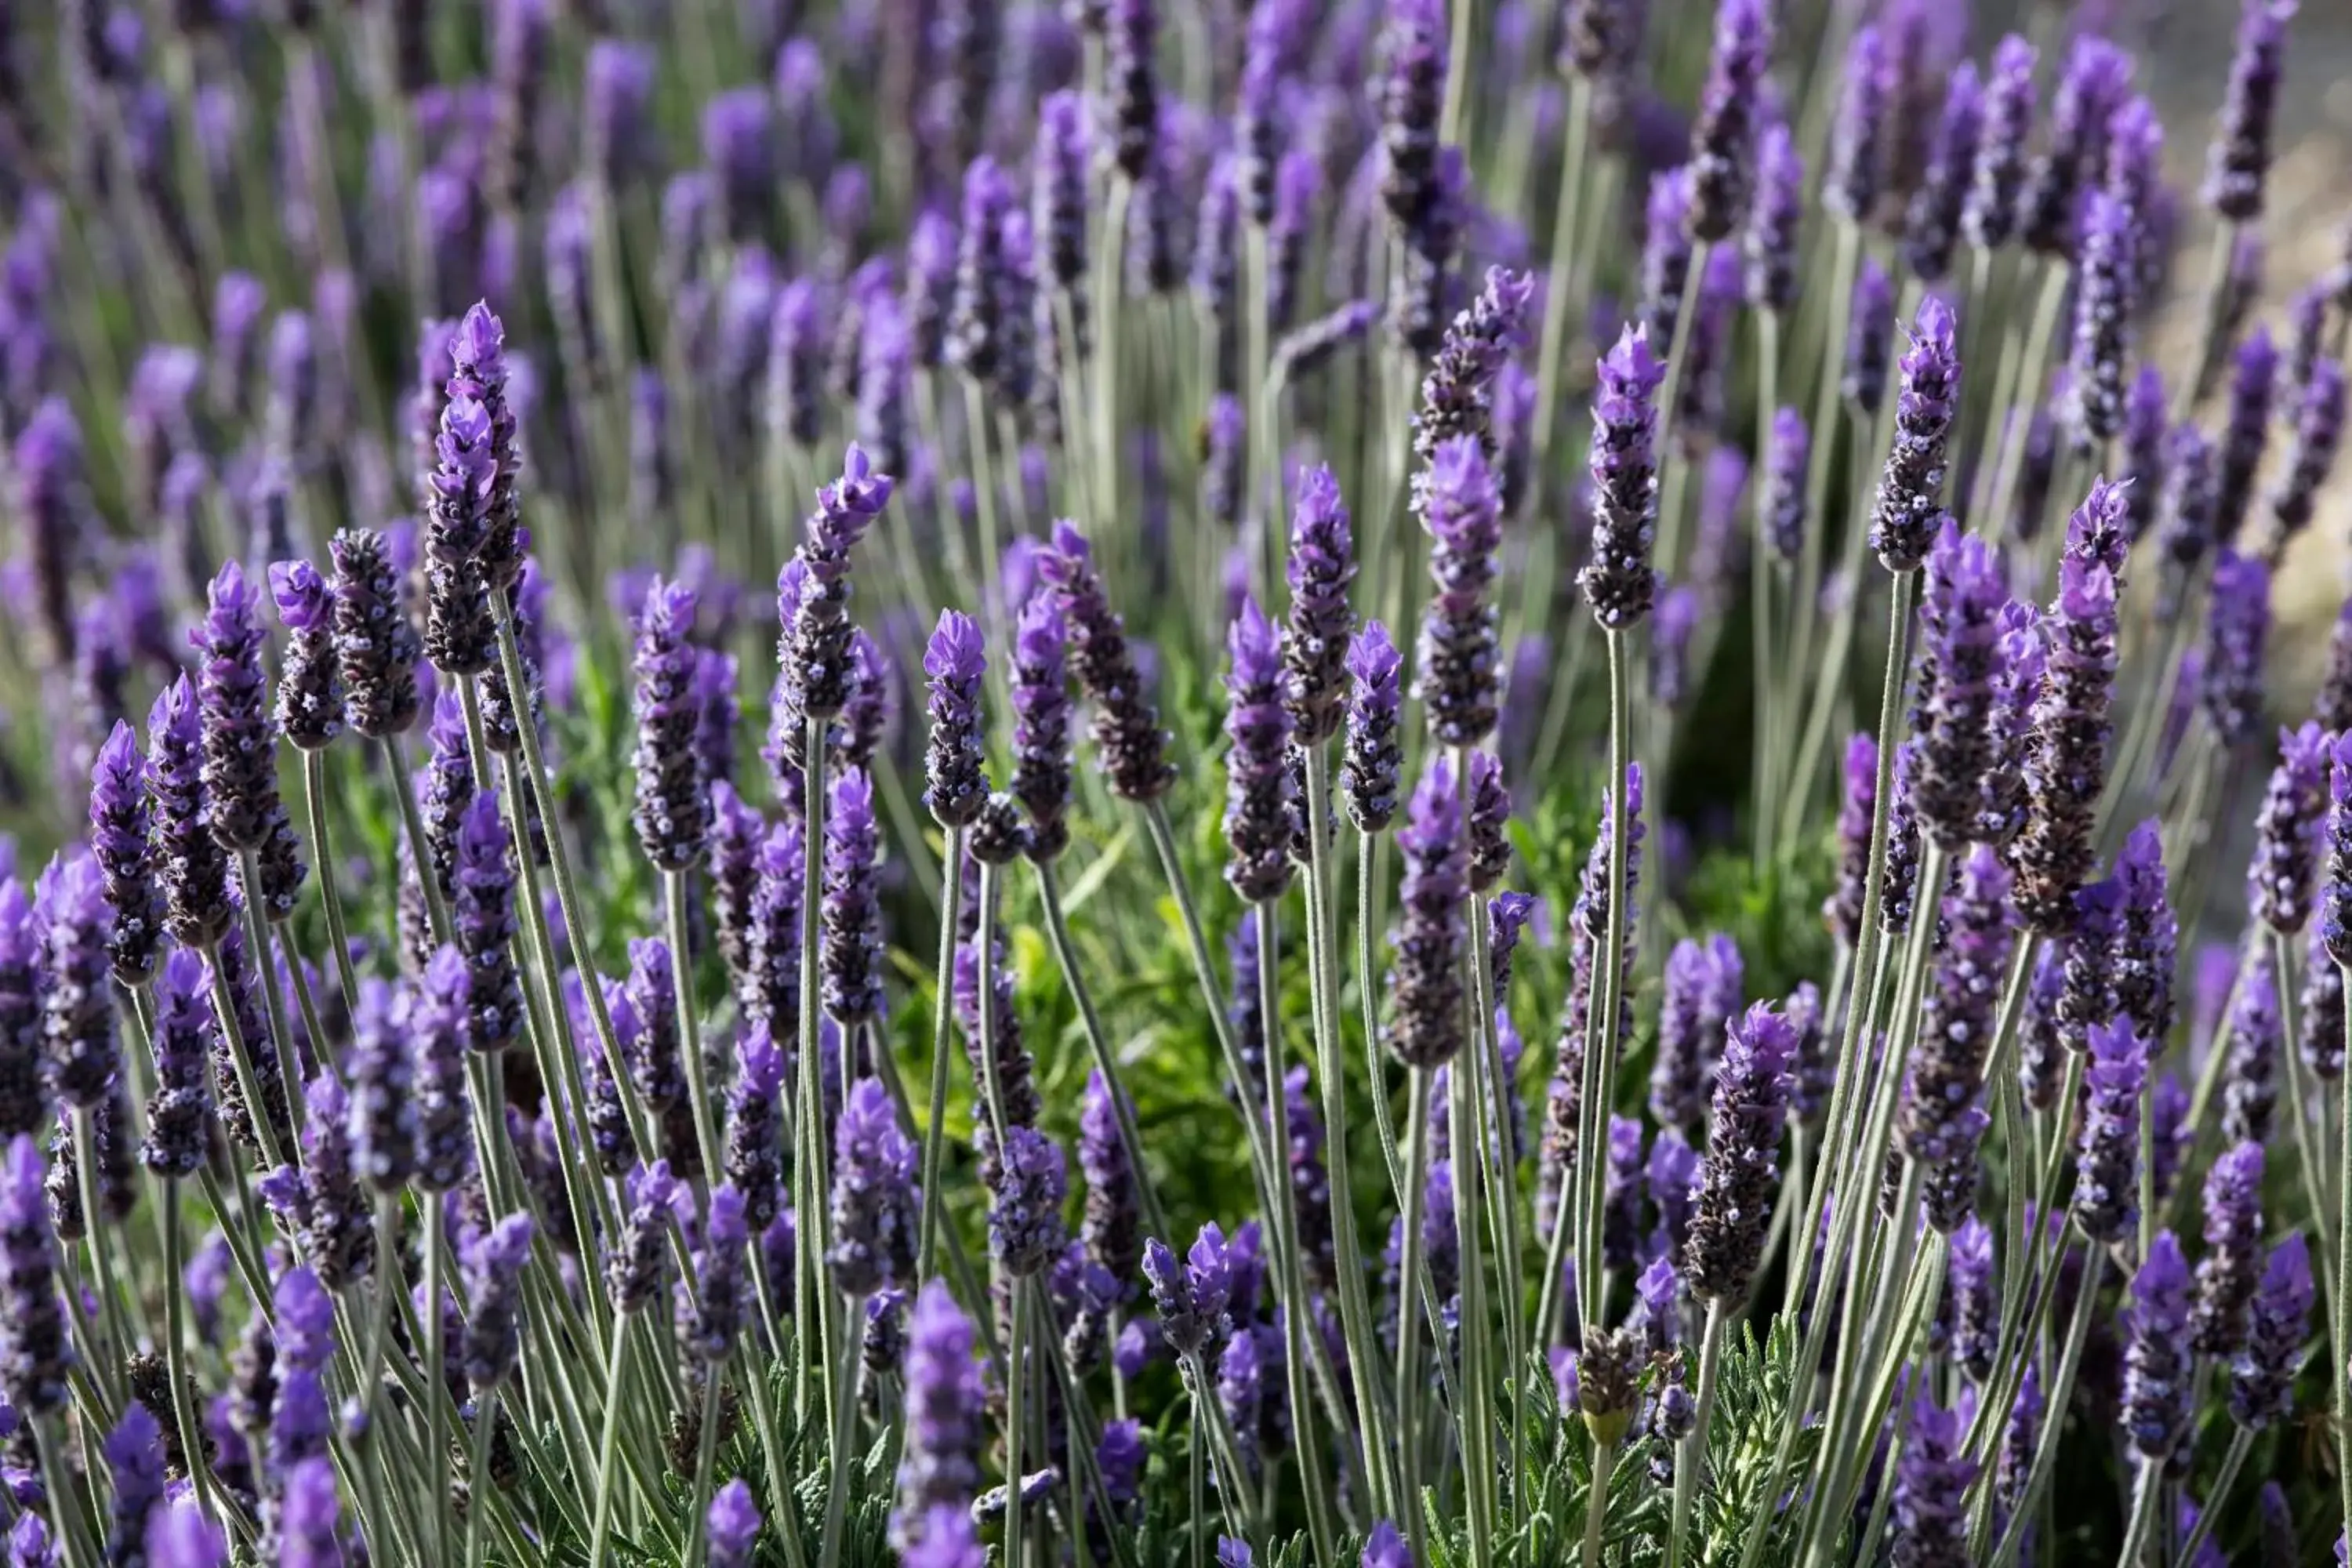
816, 1294, 865, 1568
424, 1196, 453, 1568
1665, 1301, 1729, 1568
1005, 1282, 1032, 1568
2112, 1459, 2163, 1568
237, 848, 309, 1143
1977, 263, 2071, 543
2339, 970, 2352, 1545
796, 713, 833, 1432
1091, 179, 1134, 530
464, 1386, 502, 1568
1449, 1002, 1497, 1568
1036, 862, 1171, 1242
1359, 830, 1406, 1204
584, 1318, 635, 1564
1188, 1403, 1207, 1568
1650, 242, 1715, 575
1988, 1247, 2107, 1568
69, 1109, 127, 1410
34, 1413, 96, 1568
684, 1367, 727, 1568
2173, 1428, 2252, 1568
1786, 221, 1860, 694
1752, 307, 1784, 868
1581, 1436, 1616, 1568
1254, 905, 1339, 1563
2278, 931, 2339, 1331
2176, 222, 2243, 419
1304, 750, 1394, 1514
159, 1183, 216, 1524
299, 749, 361, 1012
1394, 1071, 1435, 1566
201, 938, 289, 1173
1534, 79, 1594, 437
664, 869, 725, 1188
916, 829, 965, 1281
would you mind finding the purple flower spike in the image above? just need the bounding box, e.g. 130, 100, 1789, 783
409, 946, 474, 1193
1685, 1002, 1795, 1301
707, 1478, 761, 1568
1826, 733, 1878, 946
88, 724, 163, 989
1342, 621, 1404, 833
782, 446, 893, 728
1762, 407, 1809, 562
2249, 722, 2329, 934
1042, 521, 1175, 802
2228, 1232, 2313, 1429
1377, 0, 1447, 230
2062, 190, 2138, 456
328, 528, 422, 740
1744, 122, 1803, 314
2122, 1230, 2193, 1463
1902, 62, 1983, 283
269, 560, 342, 753
1416, 435, 1505, 746
140, 950, 212, 1178
1224, 597, 1294, 903
2199, 550, 2270, 752
1283, 465, 1356, 746
821, 768, 884, 1024
1962, 36, 2038, 252
1389, 757, 1467, 1070
986, 1123, 1067, 1277
1105, 0, 1159, 182
39, 853, 116, 1109
193, 562, 279, 854
1823, 26, 1891, 224
2190, 1142, 2266, 1356
632, 577, 710, 872
1580, 325, 1666, 630
2325, 732, 2352, 971
891, 1280, 986, 1542
1913, 521, 2006, 848
459, 1212, 534, 1388
2215, 328, 2279, 544
1009, 593, 1072, 862
0, 1134, 71, 1414
2267, 358, 2346, 557
924, 611, 989, 830
828, 1078, 917, 1297
1893, 1393, 1978, 1566
2204, 0, 2295, 221
2072, 1018, 2147, 1244
2013, 557, 2118, 933
1869, 295, 1961, 573
1683, 0, 1772, 242
2020, 35, 2134, 256
1901, 846, 2013, 1232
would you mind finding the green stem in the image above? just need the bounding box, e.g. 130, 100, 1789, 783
1532, 78, 1594, 451
425, 1196, 452, 1568
664, 867, 726, 1189
237, 848, 309, 1145
300, 749, 361, 1014
1989, 1247, 2108, 1568
1036, 862, 1171, 1242
1395, 1071, 1435, 1566
1665, 1301, 1728, 1568
1581, 1437, 1616, 1568
915, 829, 965, 1283
464, 1386, 501, 1568
160, 1183, 217, 1525
2172, 1428, 2251, 1568
585, 1318, 634, 1565
688, 1367, 727, 1568
796, 713, 833, 1432
1005, 1282, 1030, 1568
2112, 1460, 2163, 1568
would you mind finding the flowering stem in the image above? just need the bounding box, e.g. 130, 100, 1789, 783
1665, 1299, 1728, 1568
814, 1305, 863, 1568
1565, 627, 1630, 1343
584, 1316, 634, 1565
2339, 965, 2352, 1547
1188, 1403, 1207, 1568
683, 1365, 727, 1568
238, 848, 309, 1143
796, 712, 833, 1433
1532, 76, 1593, 450
1989, 1247, 2107, 1568
383, 736, 455, 946
1358, 828, 1406, 1204
1005, 1279, 1031, 1568
1255, 903, 1341, 1563
1789, 220, 1858, 677
1091, 177, 1132, 527
2174, 1428, 2252, 1567
916, 828, 965, 1283
1978, 263, 2071, 543
2113, 1458, 2164, 1568
1306, 749, 1395, 1514
1036, 863, 1170, 1242
1580, 1436, 1615, 1568
33, 1413, 95, 1568
424, 1193, 453, 1568
1651, 241, 1714, 574
465, 1386, 501, 1568
68, 1109, 125, 1409
299, 749, 360, 1012
664, 868, 726, 1189
2275, 931, 2339, 1327
1752, 307, 1784, 870
201, 936, 289, 1172
1394, 1067, 1435, 1563
159, 1181, 216, 1526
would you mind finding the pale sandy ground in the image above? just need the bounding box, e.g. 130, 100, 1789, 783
2140, 0, 2352, 710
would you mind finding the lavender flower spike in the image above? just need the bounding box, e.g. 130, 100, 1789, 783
2266, 358, 2346, 558
1685, 1001, 1796, 1301
89, 723, 164, 987
2228, 1232, 2313, 1429
2249, 721, 2329, 933
1900, 845, 2014, 1232
1283, 465, 1356, 746
892, 1279, 986, 1542
828, 1078, 917, 1297
42, 853, 118, 1108
1960, 36, 2038, 252
1744, 123, 1803, 316
1683, 0, 1772, 243
1893, 1394, 1979, 1568
1143, 1223, 1232, 1356
328, 528, 422, 739
2121, 1231, 2194, 1464
1825, 732, 1877, 947
2189, 1142, 2266, 1356
194, 561, 278, 853
1342, 621, 1404, 833
0, 1134, 71, 1414
2198, 550, 2270, 753
1010, 593, 1072, 861
1902, 63, 1984, 284
633, 577, 710, 872
1223, 597, 1295, 902
924, 611, 989, 830
987, 1123, 1068, 1277
2327, 731, 2352, 971
2071, 1018, 2147, 1244
1389, 757, 1468, 1070
1415, 435, 1505, 746
708, 1479, 761, 1568
269, 560, 342, 753
1912, 520, 2006, 849
782, 446, 893, 727
1869, 295, 1961, 573
2204, 0, 2296, 222
821, 768, 884, 1024
1040, 520, 1175, 801
2012, 555, 2118, 933
1580, 325, 1666, 630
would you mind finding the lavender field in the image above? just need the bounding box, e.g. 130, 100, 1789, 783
0, 0, 2347, 1563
